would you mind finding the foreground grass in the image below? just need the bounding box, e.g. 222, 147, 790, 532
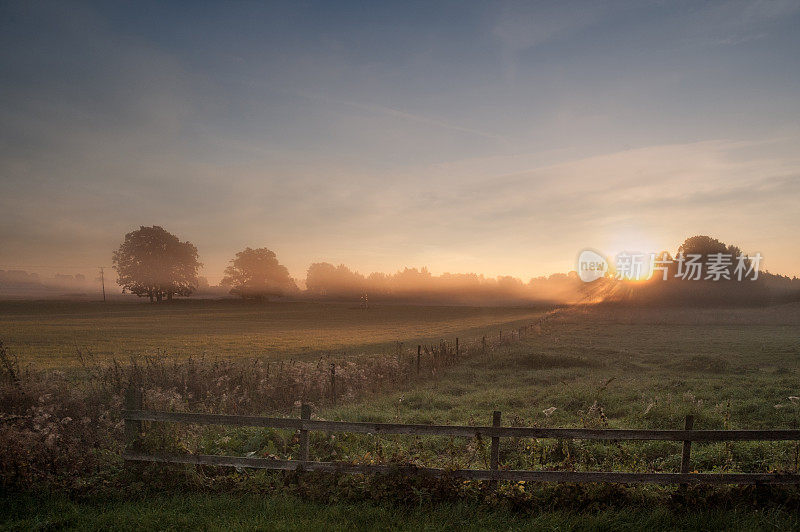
0, 300, 548, 367
3, 492, 799, 531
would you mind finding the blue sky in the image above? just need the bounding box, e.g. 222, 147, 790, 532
1, 1, 799, 283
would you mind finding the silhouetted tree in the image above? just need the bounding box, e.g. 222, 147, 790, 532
112, 226, 200, 302
678, 235, 728, 259
221, 247, 296, 300
675, 235, 749, 280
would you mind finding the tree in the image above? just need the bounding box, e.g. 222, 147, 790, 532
677, 235, 728, 259
221, 247, 297, 300
675, 235, 748, 281
112, 226, 201, 302
305, 262, 366, 297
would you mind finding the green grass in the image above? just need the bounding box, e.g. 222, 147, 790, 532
3, 492, 799, 531
0, 300, 548, 367
322, 303, 800, 429
272, 303, 800, 474
6, 301, 800, 528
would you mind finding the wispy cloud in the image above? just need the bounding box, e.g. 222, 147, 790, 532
295, 90, 511, 142
491, 1, 607, 81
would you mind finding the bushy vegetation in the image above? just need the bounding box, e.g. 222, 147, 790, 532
0, 321, 526, 492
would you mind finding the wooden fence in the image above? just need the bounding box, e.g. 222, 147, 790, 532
123, 392, 800, 485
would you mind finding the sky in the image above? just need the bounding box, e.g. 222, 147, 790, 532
1, 0, 799, 285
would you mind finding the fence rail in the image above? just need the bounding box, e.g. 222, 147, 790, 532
122, 395, 800, 485
123, 409, 800, 442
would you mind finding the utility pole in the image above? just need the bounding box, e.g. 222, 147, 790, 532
99, 266, 106, 303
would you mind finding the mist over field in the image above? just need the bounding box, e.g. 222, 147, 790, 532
3, 232, 798, 307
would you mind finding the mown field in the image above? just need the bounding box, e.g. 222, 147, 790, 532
0, 300, 549, 367
3, 301, 800, 529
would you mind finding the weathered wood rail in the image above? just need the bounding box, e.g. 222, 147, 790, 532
123, 393, 800, 485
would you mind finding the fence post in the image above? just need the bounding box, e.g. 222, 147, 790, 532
299, 403, 311, 463
416, 345, 421, 375
482, 336, 486, 353
330, 363, 336, 406
490, 410, 501, 489
681, 415, 694, 479
124, 385, 142, 451
455, 337, 459, 357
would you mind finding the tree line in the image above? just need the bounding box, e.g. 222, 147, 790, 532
112, 226, 296, 302
112, 226, 799, 304
111, 225, 585, 304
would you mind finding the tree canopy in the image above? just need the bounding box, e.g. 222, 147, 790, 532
674, 235, 748, 280
112, 226, 201, 302
221, 247, 297, 300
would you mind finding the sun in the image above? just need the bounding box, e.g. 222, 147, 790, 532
604, 230, 663, 281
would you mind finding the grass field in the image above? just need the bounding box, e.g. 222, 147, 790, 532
4, 300, 800, 529
326, 303, 800, 430
0, 300, 549, 367
4, 492, 800, 531
295, 305, 800, 486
